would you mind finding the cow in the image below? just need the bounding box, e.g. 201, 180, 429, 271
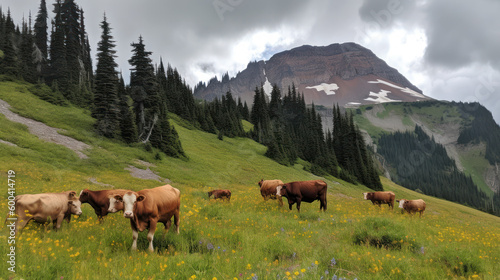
208, 189, 231, 201
79, 189, 129, 220
397, 199, 426, 216
108, 185, 181, 252
276, 180, 328, 212
258, 179, 284, 206
363, 191, 395, 209
12, 191, 82, 233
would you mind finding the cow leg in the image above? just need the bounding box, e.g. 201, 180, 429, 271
288, 203, 293, 211
15, 215, 32, 234
54, 214, 65, 230
320, 199, 327, 211
162, 218, 172, 237
130, 221, 139, 251
174, 210, 180, 234
296, 199, 301, 212
147, 221, 157, 252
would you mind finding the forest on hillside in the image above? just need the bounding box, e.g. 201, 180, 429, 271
0, 0, 381, 191
377, 125, 500, 215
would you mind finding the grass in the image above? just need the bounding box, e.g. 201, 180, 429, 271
1, 81, 500, 279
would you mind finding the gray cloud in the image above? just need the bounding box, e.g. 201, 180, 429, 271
423, 0, 500, 70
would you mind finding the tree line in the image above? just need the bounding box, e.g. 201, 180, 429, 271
0, 0, 382, 191
249, 84, 382, 190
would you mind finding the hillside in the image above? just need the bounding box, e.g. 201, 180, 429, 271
1, 80, 500, 279
352, 101, 500, 211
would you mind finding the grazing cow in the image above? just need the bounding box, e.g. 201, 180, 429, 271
276, 180, 328, 212
109, 185, 180, 252
208, 189, 231, 201
397, 199, 426, 216
13, 191, 82, 233
258, 179, 284, 206
363, 191, 395, 209
79, 189, 129, 220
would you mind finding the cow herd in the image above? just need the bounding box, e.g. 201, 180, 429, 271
9, 179, 426, 252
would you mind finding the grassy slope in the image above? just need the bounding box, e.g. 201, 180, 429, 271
0, 81, 499, 279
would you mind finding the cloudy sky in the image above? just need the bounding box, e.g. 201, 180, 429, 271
3, 0, 500, 122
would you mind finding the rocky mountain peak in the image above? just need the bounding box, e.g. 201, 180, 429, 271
194, 42, 429, 107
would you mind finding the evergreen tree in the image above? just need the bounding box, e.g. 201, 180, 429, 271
93, 14, 119, 138
49, 1, 69, 93
129, 35, 156, 138
33, 0, 48, 79
117, 75, 138, 143
19, 17, 37, 83
0, 10, 19, 76
129, 36, 184, 158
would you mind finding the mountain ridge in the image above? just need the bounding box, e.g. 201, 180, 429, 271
194, 42, 430, 107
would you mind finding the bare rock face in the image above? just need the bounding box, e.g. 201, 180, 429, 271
194, 42, 430, 107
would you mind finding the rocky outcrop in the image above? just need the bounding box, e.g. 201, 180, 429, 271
194, 42, 429, 107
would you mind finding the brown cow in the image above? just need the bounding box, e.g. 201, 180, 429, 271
208, 189, 231, 201
258, 179, 284, 206
13, 191, 82, 233
109, 185, 180, 252
79, 189, 129, 220
397, 199, 426, 216
276, 180, 327, 212
363, 191, 395, 209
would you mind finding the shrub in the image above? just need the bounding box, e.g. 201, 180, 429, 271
353, 217, 419, 250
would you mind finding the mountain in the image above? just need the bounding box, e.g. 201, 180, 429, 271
194, 42, 431, 106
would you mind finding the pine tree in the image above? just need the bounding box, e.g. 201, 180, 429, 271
117, 75, 138, 143
0, 10, 19, 76
93, 14, 119, 138
19, 17, 37, 83
49, 1, 69, 93
33, 0, 48, 79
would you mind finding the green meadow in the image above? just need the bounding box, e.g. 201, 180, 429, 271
1, 80, 500, 279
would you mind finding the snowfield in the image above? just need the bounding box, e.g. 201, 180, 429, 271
262, 69, 272, 98
306, 83, 339, 95
368, 79, 427, 99
364, 90, 402, 103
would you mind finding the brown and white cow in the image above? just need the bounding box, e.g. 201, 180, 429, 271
109, 185, 180, 252
276, 180, 327, 212
79, 189, 129, 220
258, 179, 284, 206
363, 191, 395, 209
208, 189, 231, 201
13, 191, 82, 233
397, 199, 426, 216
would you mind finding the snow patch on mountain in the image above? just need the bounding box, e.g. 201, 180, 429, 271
368, 79, 426, 99
306, 83, 339, 95
262, 69, 272, 98
365, 90, 402, 103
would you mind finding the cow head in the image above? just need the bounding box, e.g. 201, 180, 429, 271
79, 189, 89, 203
111, 192, 145, 218
258, 179, 264, 187
363, 192, 373, 200
276, 185, 286, 197
107, 195, 124, 213
68, 199, 83, 215
397, 199, 407, 209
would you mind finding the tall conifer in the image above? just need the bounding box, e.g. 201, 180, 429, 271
93, 14, 119, 138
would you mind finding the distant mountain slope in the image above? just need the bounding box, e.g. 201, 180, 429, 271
194, 43, 431, 107
352, 101, 500, 214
